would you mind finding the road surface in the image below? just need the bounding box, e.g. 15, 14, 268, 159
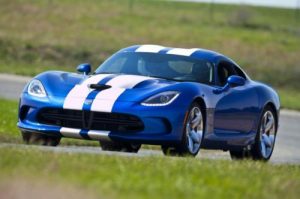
0, 73, 299, 164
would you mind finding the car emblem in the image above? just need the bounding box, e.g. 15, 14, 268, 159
84, 99, 93, 105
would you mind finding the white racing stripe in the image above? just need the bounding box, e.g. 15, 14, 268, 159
60, 127, 81, 138
106, 75, 153, 89
91, 75, 153, 112
90, 88, 125, 112
135, 45, 165, 53
167, 48, 199, 56
62, 85, 89, 110
63, 74, 111, 110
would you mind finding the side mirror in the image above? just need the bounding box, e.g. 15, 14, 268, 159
213, 75, 245, 94
77, 63, 91, 75
227, 75, 245, 87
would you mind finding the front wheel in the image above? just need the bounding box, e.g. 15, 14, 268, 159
162, 102, 204, 157
100, 140, 141, 153
21, 131, 61, 146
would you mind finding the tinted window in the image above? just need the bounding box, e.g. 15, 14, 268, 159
217, 61, 237, 86
233, 65, 247, 79
95, 52, 214, 84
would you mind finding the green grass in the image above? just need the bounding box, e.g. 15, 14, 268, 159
0, 147, 300, 199
279, 89, 300, 110
0, 0, 299, 108
1, 3, 299, 194
0, 0, 299, 88
0, 98, 19, 142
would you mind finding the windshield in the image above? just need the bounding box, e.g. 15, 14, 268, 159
95, 52, 214, 84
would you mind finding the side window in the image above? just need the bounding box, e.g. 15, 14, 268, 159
217, 61, 237, 86
191, 61, 214, 85
233, 65, 247, 79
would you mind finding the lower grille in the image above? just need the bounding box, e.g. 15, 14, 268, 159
37, 108, 144, 132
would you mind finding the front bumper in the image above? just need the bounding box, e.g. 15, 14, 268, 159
18, 93, 188, 145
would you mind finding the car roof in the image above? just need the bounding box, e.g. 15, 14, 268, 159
119, 44, 227, 63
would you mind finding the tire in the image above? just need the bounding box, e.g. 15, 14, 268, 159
100, 140, 141, 153
251, 107, 277, 160
21, 131, 61, 146
229, 149, 251, 160
162, 102, 205, 157
229, 150, 244, 160
229, 106, 277, 161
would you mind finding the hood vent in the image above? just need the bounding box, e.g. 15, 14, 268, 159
89, 84, 111, 91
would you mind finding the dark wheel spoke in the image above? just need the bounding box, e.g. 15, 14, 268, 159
190, 113, 202, 129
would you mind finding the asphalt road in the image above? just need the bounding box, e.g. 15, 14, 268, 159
0, 73, 299, 164
0, 74, 31, 99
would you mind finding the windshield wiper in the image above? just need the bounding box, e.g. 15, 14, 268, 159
94, 72, 117, 74
148, 75, 184, 82
93, 72, 130, 76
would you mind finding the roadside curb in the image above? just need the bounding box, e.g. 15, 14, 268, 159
281, 109, 300, 117
0, 73, 31, 83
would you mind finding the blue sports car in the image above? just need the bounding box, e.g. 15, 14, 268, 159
18, 45, 280, 160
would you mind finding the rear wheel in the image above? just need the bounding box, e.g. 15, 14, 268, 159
230, 106, 277, 161
252, 108, 277, 160
21, 131, 61, 146
162, 102, 204, 157
100, 140, 141, 153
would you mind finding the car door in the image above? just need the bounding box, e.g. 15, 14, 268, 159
213, 60, 259, 134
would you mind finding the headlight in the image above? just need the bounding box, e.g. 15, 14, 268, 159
141, 91, 179, 106
27, 79, 47, 97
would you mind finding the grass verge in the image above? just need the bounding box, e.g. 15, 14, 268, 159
0, 0, 299, 91
279, 89, 300, 110
0, 147, 300, 199
0, 0, 299, 109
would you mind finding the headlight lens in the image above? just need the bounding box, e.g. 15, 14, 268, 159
141, 91, 179, 106
28, 79, 47, 97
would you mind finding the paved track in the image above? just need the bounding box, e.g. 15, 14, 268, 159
0, 74, 299, 164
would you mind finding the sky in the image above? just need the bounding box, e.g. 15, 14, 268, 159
174, 0, 300, 9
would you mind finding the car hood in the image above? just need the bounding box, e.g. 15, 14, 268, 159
36, 72, 179, 102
